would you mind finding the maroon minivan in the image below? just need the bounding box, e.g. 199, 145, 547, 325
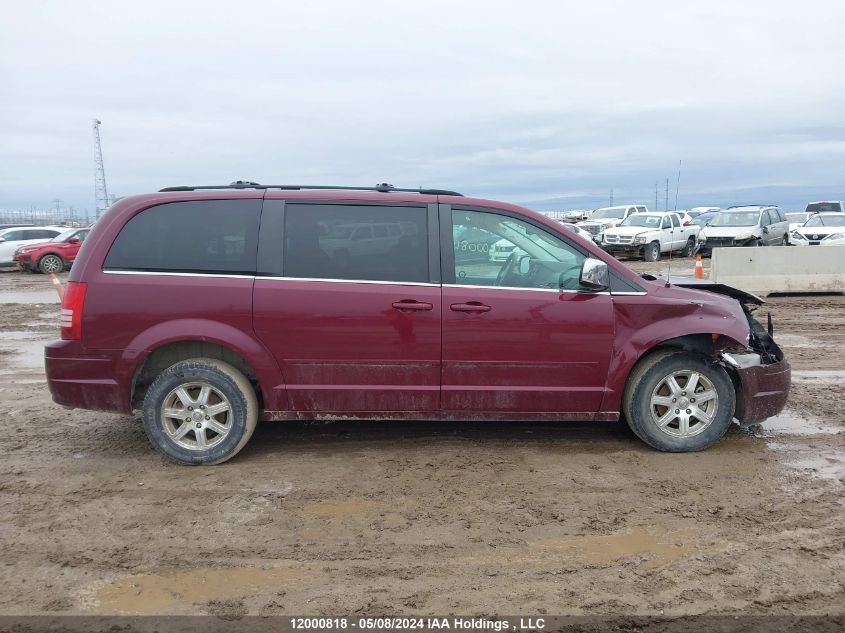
46, 183, 790, 465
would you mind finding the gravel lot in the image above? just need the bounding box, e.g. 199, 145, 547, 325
0, 262, 843, 617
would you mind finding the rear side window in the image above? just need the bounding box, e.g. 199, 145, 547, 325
25, 230, 58, 239
282, 204, 428, 283
104, 200, 261, 274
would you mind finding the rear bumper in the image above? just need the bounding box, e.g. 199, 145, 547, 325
733, 358, 791, 424
45, 340, 130, 413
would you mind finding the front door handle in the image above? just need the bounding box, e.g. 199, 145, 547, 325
391, 300, 433, 311
450, 302, 492, 313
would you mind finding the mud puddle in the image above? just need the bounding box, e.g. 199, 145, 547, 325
768, 441, 845, 486
530, 527, 699, 569
791, 370, 845, 383
0, 331, 50, 372
87, 564, 325, 614
0, 290, 59, 304
755, 410, 839, 436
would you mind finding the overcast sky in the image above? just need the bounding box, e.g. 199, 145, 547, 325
2, 0, 844, 214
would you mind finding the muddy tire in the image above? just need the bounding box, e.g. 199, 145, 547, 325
643, 241, 661, 262
38, 254, 64, 274
781, 235, 788, 246
623, 351, 735, 452
142, 359, 258, 465
681, 237, 695, 258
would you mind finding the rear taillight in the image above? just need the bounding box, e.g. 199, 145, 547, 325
60, 281, 87, 340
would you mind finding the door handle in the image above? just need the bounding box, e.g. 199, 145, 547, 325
450, 302, 492, 313
391, 300, 433, 311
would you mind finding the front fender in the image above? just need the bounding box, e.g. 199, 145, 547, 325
602, 293, 749, 412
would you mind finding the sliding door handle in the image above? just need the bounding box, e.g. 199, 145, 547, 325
391, 300, 434, 311
450, 302, 492, 313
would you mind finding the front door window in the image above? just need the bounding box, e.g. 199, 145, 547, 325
451, 209, 586, 291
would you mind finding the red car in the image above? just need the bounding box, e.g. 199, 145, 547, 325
45, 183, 790, 465
15, 228, 90, 274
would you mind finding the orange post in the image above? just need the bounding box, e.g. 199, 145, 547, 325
694, 255, 704, 279
50, 272, 65, 300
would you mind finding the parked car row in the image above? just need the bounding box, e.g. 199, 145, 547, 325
550, 200, 845, 260
0, 225, 91, 273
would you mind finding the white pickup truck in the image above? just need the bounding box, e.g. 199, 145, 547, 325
601, 212, 700, 261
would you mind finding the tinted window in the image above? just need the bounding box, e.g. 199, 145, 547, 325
26, 229, 60, 239
451, 209, 586, 291
104, 200, 261, 274
806, 202, 843, 213
283, 204, 428, 283
670, 214, 680, 228
2, 230, 26, 241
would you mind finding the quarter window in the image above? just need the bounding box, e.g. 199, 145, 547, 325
451, 209, 586, 291
283, 204, 428, 283
103, 200, 261, 274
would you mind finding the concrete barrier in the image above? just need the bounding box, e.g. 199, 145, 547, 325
710, 246, 845, 294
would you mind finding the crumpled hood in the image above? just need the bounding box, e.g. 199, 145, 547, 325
700, 226, 757, 239
578, 219, 621, 228
637, 276, 751, 345
795, 225, 845, 238
604, 226, 653, 237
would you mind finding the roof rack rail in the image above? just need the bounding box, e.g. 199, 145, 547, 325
727, 204, 776, 209
159, 181, 463, 196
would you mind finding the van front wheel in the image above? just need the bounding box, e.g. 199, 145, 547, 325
142, 359, 258, 465
623, 351, 735, 452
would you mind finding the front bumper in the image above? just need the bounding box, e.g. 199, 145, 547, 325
14, 255, 32, 271
603, 244, 644, 255
731, 358, 791, 424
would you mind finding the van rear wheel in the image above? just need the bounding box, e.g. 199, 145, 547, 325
623, 351, 735, 452
142, 359, 258, 465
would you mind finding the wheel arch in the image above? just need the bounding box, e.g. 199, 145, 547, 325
37, 251, 66, 269
120, 319, 290, 412
603, 332, 746, 413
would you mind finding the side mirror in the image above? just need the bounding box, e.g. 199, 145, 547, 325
68, 237, 80, 244
579, 257, 609, 291
517, 255, 531, 275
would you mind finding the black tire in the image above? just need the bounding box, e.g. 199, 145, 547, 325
622, 351, 735, 452
681, 237, 695, 258
781, 235, 788, 246
38, 254, 64, 274
142, 358, 258, 465
643, 241, 661, 262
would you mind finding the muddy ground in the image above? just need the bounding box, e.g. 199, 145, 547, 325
0, 261, 843, 618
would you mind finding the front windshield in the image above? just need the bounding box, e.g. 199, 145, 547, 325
806, 203, 842, 213
786, 213, 809, 223
620, 215, 662, 228
708, 212, 759, 227
592, 208, 626, 220
805, 215, 845, 227
52, 229, 78, 242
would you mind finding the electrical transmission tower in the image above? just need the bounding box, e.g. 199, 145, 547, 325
92, 118, 110, 219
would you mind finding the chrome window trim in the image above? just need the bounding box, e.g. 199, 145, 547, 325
257, 276, 439, 287
442, 283, 610, 296
103, 269, 253, 279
